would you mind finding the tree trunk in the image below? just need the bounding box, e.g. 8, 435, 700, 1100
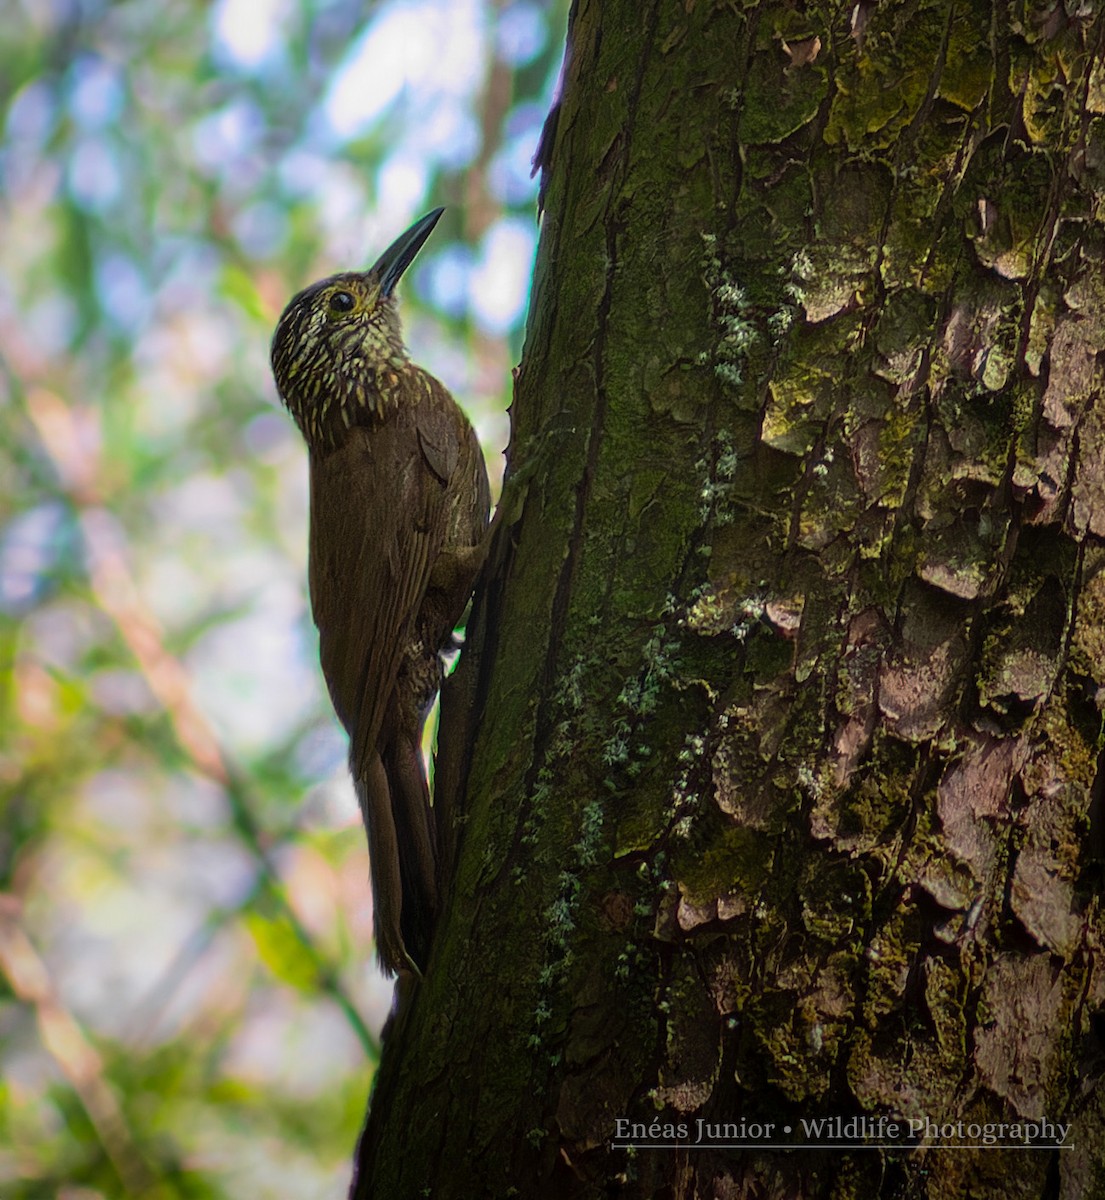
353, 2, 1105, 1197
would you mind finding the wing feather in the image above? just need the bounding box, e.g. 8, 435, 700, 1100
307, 404, 453, 778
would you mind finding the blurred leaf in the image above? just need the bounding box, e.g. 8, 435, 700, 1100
219, 263, 270, 325
243, 910, 318, 992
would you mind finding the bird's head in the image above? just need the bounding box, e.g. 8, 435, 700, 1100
270, 207, 443, 448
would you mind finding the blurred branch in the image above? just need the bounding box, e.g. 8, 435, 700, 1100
23, 385, 379, 1060
464, 1, 513, 242
0, 895, 166, 1198
463, 0, 515, 475
26, 386, 226, 780
132, 848, 379, 1061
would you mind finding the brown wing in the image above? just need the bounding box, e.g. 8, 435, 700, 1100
307, 403, 454, 778
412, 376, 492, 646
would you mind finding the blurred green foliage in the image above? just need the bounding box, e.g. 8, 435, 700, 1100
0, 0, 565, 1194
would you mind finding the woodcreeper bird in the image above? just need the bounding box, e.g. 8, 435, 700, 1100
270, 209, 490, 976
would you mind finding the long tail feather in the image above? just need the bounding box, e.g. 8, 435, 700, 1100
355, 752, 410, 976
382, 734, 438, 972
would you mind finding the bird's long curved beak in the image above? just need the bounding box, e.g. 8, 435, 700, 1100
371, 207, 444, 297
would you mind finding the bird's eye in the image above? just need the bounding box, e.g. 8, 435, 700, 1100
329, 290, 356, 314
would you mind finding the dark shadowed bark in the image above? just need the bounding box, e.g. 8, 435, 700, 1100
354, 2, 1105, 1197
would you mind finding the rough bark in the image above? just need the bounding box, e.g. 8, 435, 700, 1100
354, 2, 1105, 1197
